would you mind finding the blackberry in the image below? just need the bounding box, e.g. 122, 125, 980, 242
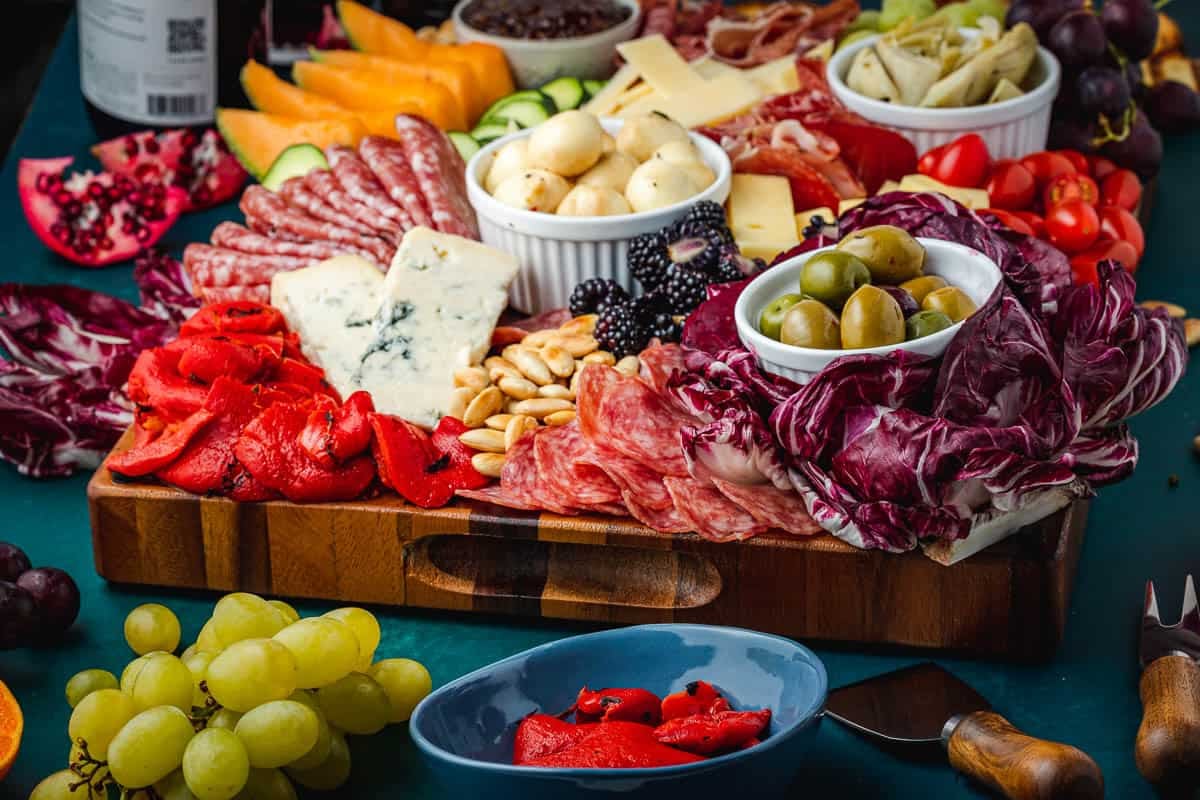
595, 300, 649, 359
675, 200, 730, 235
711, 246, 766, 283
627, 231, 671, 292
666, 233, 723, 274
648, 311, 684, 343
569, 278, 629, 316
661, 264, 710, 314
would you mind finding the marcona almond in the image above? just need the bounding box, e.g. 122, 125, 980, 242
503, 345, 554, 385
505, 414, 538, 449
463, 386, 503, 427
545, 409, 577, 426
570, 365, 584, 394
559, 314, 598, 335
583, 351, 616, 366
485, 413, 514, 431
538, 383, 574, 400
522, 329, 557, 348
550, 335, 599, 357
509, 398, 574, 418
1140, 300, 1187, 318
453, 366, 489, 393
1186, 318, 1200, 348
540, 345, 575, 378
498, 375, 539, 400
459, 428, 506, 453
471, 452, 506, 478
485, 355, 521, 382
615, 355, 640, 376
447, 387, 475, 421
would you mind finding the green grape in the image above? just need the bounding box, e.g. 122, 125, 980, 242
211, 593, 287, 645
272, 618, 359, 688
68, 688, 137, 760
120, 655, 149, 693
183, 650, 216, 710
323, 607, 380, 670
235, 768, 298, 800
124, 603, 182, 655
285, 730, 350, 791
127, 652, 194, 712
284, 691, 332, 770
316, 672, 390, 735
183, 728, 250, 800
234, 700, 319, 768
267, 600, 299, 625
68, 741, 111, 790
29, 769, 103, 800
368, 658, 432, 723
180, 643, 199, 661
107, 705, 195, 788
879, 0, 936, 29
155, 769, 200, 800
207, 708, 243, 731
843, 9, 881, 35
205, 639, 297, 712
65, 669, 118, 708
196, 620, 224, 654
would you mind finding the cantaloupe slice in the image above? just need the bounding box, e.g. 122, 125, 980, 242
310, 49, 484, 125
337, 1, 428, 60
240, 60, 401, 139
434, 42, 515, 109
215, 109, 366, 180
292, 60, 466, 131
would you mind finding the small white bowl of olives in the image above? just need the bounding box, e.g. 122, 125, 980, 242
735, 227, 1003, 384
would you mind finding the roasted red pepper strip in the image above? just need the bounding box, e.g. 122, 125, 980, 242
180, 301, 286, 336
513, 714, 591, 765
273, 357, 338, 399
156, 378, 265, 496
176, 336, 273, 385
653, 709, 772, 755
661, 681, 726, 721
108, 407, 216, 477
429, 417, 490, 491
575, 687, 663, 726
127, 347, 210, 420
299, 391, 375, 467
371, 414, 489, 508
524, 721, 704, 769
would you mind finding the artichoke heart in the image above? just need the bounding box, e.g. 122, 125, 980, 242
987, 77, 1024, 103
846, 46, 902, 103
875, 37, 943, 106
990, 23, 1038, 87
920, 23, 1038, 107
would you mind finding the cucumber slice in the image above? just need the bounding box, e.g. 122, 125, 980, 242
261, 143, 328, 192
470, 122, 517, 145
582, 79, 607, 99
480, 90, 554, 128
448, 131, 481, 162
540, 77, 586, 112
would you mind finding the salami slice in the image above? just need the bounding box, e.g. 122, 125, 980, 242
639, 343, 688, 396
621, 491, 692, 533
577, 365, 692, 477
456, 484, 540, 511
277, 176, 382, 239
240, 186, 394, 267
198, 284, 270, 304
184, 244, 313, 288
355, 137, 433, 230
534, 424, 624, 511
210, 223, 350, 260
664, 476, 768, 542
575, 446, 674, 511
712, 479, 822, 537
327, 145, 416, 232
393, 115, 480, 239
456, 431, 543, 511
304, 169, 399, 241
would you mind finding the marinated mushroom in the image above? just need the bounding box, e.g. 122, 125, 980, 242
624, 160, 699, 213
557, 185, 632, 216
526, 110, 605, 177
651, 140, 716, 192
616, 113, 690, 162
492, 169, 571, 213
576, 150, 639, 194
485, 138, 531, 194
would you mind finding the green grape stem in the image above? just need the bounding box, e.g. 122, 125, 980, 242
189, 680, 222, 730
70, 738, 114, 796
1091, 105, 1136, 147
119, 789, 162, 800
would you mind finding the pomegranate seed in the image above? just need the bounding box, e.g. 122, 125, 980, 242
127, 191, 142, 206
35, 173, 52, 193
88, 181, 104, 197
123, 136, 139, 158
66, 201, 82, 217
107, 187, 122, 202
121, 220, 135, 234
100, 237, 113, 250
144, 137, 160, 154
53, 190, 72, 206
135, 226, 151, 242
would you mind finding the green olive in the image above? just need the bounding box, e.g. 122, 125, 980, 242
799, 251, 871, 309
837, 225, 926, 284
779, 300, 841, 349
840, 285, 905, 349
905, 309, 955, 341
922, 286, 977, 322
759, 293, 806, 341
898, 275, 948, 305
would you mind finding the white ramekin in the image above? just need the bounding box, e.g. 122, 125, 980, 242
465, 118, 733, 314
826, 31, 1062, 160
452, 0, 642, 90
735, 238, 1002, 385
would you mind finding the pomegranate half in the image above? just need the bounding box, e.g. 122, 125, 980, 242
91, 128, 248, 212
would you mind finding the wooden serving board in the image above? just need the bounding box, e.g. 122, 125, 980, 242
87, 434, 1088, 661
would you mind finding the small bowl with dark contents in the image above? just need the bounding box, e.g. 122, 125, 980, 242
453, 0, 642, 89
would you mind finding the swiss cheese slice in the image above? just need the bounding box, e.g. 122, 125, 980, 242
583, 63, 640, 116
621, 71, 762, 128
745, 56, 802, 94
728, 173, 799, 263
898, 174, 990, 209
616, 35, 707, 97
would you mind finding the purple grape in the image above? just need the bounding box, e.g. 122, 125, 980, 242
1101, 0, 1159, 61
1006, 0, 1083, 40
0, 581, 37, 649
1048, 11, 1109, 70
1125, 60, 1148, 101
1102, 111, 1163, 178
1078, 66, 1132, 117
880, 286, 920, 318
1049, 115, 1097, 152
1145, 80, 1200, 135
0, 543, 30, 583
16, 567, 79, 636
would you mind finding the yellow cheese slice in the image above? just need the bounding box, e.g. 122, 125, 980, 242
691, 57, 742, 81
877, 179, 902, 194
898, 174, 989, 209
802, 39, 835, 62
737, 239, 799, 263
617, 35, 706, 97
728, 174, 799, 260
583, 64, 641, 116
746, 56, 802, 94
838, 197, 867, 214
622, 71, 763, 128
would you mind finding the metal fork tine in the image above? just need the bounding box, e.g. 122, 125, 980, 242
1144, 580, 1162, 624
1181, 575, 1199, 632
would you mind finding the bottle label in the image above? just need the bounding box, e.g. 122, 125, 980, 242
79, 0, 216, 126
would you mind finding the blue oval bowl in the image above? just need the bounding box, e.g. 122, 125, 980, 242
409, 624, 828, 799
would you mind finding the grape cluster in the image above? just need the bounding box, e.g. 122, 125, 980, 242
1014, 0, 1198, 178
31, 592, 432, 800
0, 541, 79, 649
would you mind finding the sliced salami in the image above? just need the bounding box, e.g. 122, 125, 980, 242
456, 431, 543, 511
355, 137, 433, 230
664, 476, 768, 542
534, 424, 625, 512
304, 169, 399, 242
327, 144, 416, 232
277, 176, 381, 239
394, 115, 480, 239
240, 186, 394, 267
455, 484, 540, 511
198, 284, 270, 304
577, 365, 692, 477
622, 491, 691, 533
576, 446, 674, 511
210, 222, 350, 260
712, 479, 822, 537
639, 343, 688, 396
184, 244, 313, 288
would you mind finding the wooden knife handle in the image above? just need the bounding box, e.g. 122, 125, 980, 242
1136, 654, 1200, 795
945, 710, 1104, 800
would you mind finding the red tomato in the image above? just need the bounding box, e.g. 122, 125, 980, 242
984, 160, 1037, 210
1012, 210, 1046, 238
1099, 206, 1145, 258
1020, 152, 1077, 187
981, 208, 1035, 236
1086, 155, 1118, 181
1055, 149, 1090, 174
1100, 169, 1142, 211
1043, 173, 1100, 209
1069, 239, 1140, 286
1044, 200, 1101, 254
918, 143, 947, 177
923, 134, 991, 188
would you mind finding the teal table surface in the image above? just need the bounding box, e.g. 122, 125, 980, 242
2, 10, 1200, 799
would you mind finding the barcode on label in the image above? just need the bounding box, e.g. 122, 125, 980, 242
147, 94, 206, 116
168, 17, 206, 54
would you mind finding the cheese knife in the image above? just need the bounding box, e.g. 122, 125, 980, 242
825, 663, 1104, 800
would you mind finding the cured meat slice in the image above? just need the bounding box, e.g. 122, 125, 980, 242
356, 137, 433, 230
577, 447, 673, 511
456, 483, 540, 511
198, 284, 270, 304
184, 244, 312, 288
639, 343, 687, 396
712, 479, 822, 537
457, 431, 546, 512
327, 144, 416, 232
278, 176, 381, 238
577, 365, 692, 477
664, 476, 768, 542
534, 424, 624, 512
622, 488, 692, 533
210, 222, 350, 260
240, 185, 394, 267
304, 169, 399, 241
393, 115, 480, 240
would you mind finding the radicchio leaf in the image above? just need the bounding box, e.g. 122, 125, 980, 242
681, 407, 790, 489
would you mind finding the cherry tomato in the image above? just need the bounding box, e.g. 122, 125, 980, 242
1044, 199, 1101, 254
1043, 173, 1100, 209
984, 160, 1037, 210
1100, 169, 1142, 211
1020, 152, 1077, 187
918, 143, 948, 177
922, 133, 991, 188
1069, 239, 1140, 286
1012, 210, 1046, 238
981, 208, 1035, 236
1055, 149, 1090, 174
1086, 155, 1118, 181
1099, 206, 1145, 258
